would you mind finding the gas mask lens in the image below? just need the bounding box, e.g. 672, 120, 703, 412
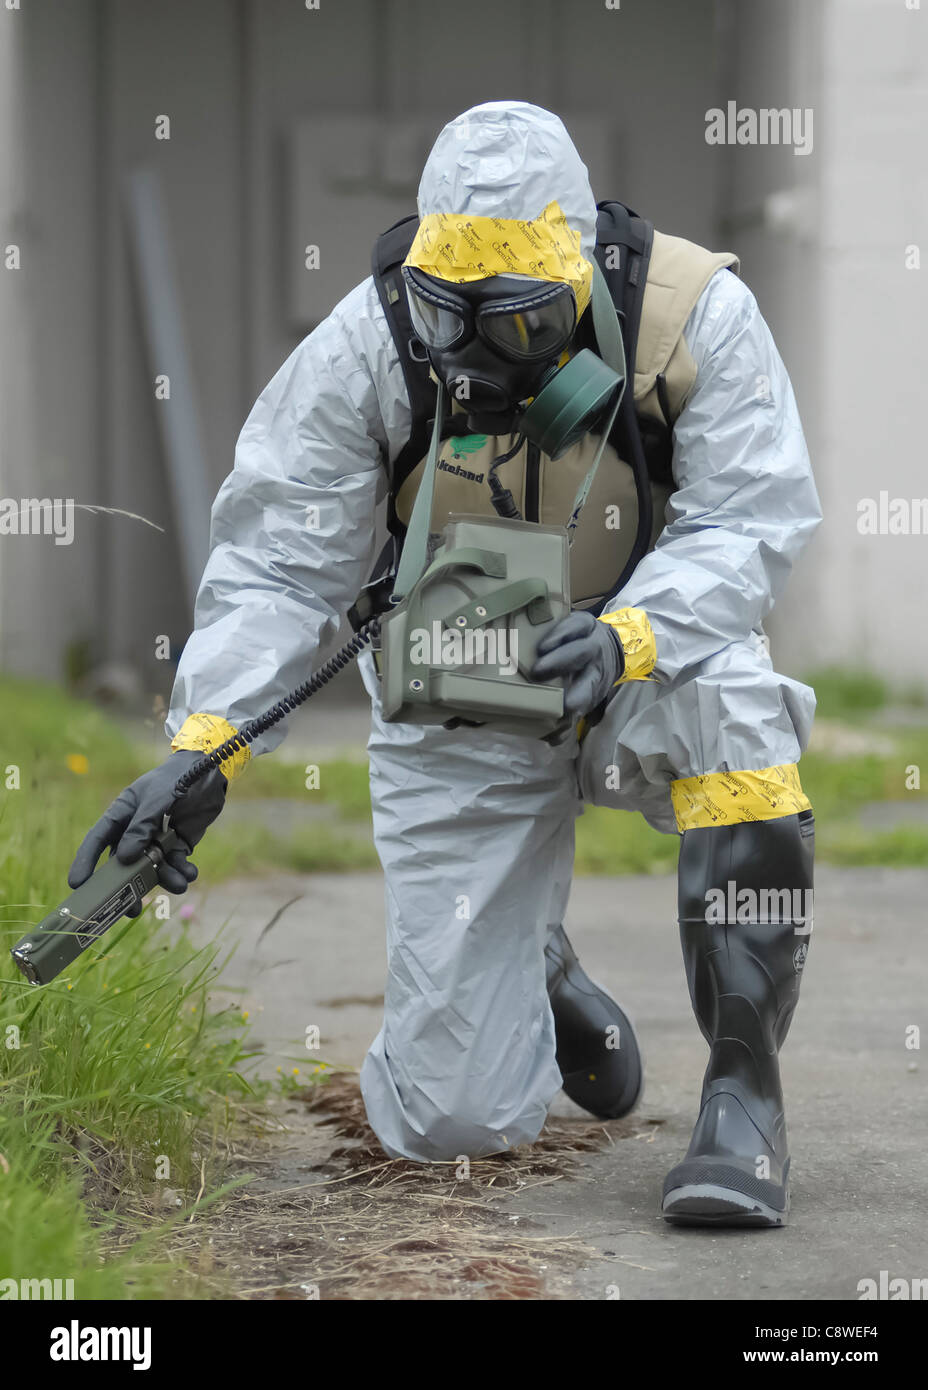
404, 278, 465, 351
480, 292, 576, 362
403, 267, 576, 363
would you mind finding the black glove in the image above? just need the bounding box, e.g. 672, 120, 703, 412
531, 611, 624, 716
68, 749, 228, 910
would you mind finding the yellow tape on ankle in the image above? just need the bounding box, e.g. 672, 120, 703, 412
671, 764, 811, 831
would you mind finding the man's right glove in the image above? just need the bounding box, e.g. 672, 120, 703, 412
531, 611, 625, 716
68, 749, 228, 912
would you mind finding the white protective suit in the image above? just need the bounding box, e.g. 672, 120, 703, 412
167, 103, 822, 1162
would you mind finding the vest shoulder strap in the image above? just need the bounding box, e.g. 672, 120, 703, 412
636, 230, 740, 411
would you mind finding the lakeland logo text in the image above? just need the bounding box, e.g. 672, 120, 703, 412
438, 458, 484, 484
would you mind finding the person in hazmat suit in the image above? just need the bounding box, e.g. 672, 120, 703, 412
70, 102, 821, 1228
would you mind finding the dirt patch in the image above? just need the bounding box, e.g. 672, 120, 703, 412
165, 1074, 643, 1300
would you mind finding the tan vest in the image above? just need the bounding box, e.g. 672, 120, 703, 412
395, 230, 739, 603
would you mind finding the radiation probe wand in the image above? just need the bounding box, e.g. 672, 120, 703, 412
10, 823, 182, 986
9, 619, 382, 986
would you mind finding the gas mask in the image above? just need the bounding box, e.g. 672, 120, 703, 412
402, 265, 622, 460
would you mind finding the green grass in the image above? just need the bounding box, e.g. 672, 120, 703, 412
233, 755, 373, 818
0, 930, 255, 1298
574, 806, 680, 875
572, 752, 928, 873
812, 823, 928, 867
0, 677, 262, 1298
801, 667, 890, 719
196, 757, 378, 877
0, 673, 379, 1298
574, 672, 928, 873
194, 815, 378, 881
588, 758, 926, 871
227, 665, 928, 874
1, 664, 925, 1296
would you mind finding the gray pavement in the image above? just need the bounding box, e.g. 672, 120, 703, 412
194, 864, 928, 1300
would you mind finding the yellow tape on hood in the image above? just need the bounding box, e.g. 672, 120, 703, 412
405, 200, 593, 315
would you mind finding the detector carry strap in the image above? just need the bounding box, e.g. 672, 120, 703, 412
564, 260, 627, 539
392, 381, 448, 603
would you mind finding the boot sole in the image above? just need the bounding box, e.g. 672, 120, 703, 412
662, 1183, 788, 1228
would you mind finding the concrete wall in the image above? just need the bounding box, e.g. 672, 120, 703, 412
712, 0, 827, 671
0, 0, 727, 699
0, 2, 102, 682
814, 0, 928, 683
722, 0, 928, 685
4, 0, 923, 696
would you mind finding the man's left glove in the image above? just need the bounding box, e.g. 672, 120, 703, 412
531, 611, 624, 716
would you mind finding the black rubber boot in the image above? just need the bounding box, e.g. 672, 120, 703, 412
662, 809, 814, 1228
545, 924, 643, 1119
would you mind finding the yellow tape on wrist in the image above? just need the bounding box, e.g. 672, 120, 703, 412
598, 607, 657, 682
671, 764, 812, 832
405, 200, 593, 315
171, 712, 251, 782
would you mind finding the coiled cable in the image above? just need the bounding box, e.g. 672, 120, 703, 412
170, 618, 381, 799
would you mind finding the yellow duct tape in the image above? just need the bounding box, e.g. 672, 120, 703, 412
598, 607, 658, 683
671, 764, 812, 832
171, 712, 251, 781
405, 200, 593, 315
